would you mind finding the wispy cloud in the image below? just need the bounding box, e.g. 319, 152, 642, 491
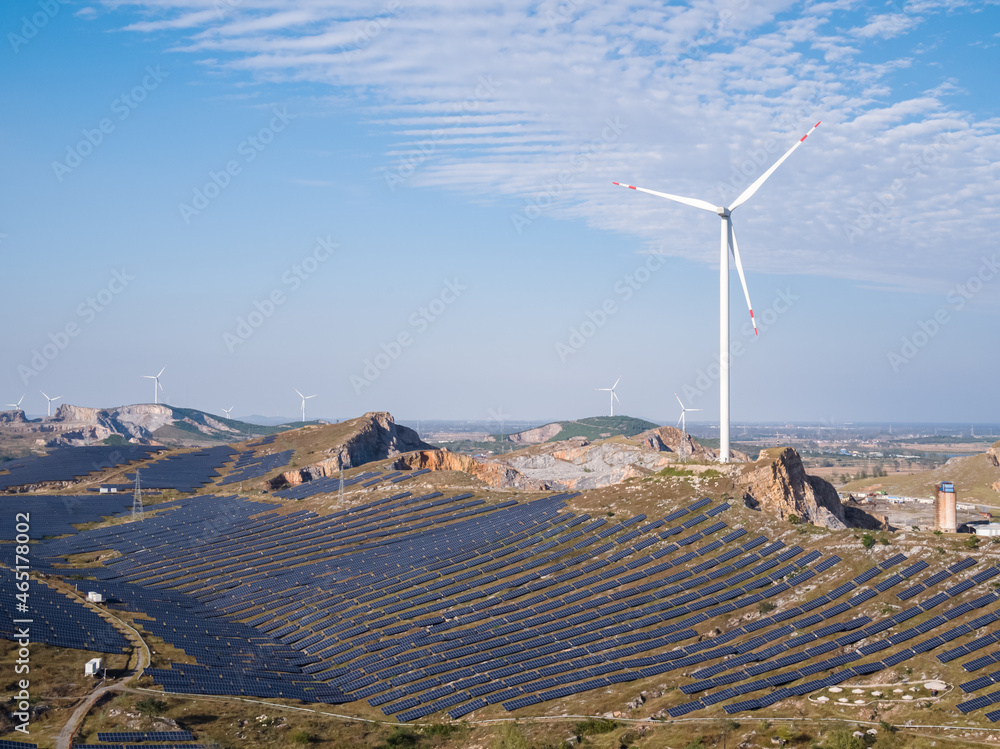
102, 0, 1000, 290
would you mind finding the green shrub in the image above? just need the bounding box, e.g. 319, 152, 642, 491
134, 698, 167, 717
573, 718, 619, 736
385, 727, 420, 748
291, 730, 314, 745
491, 723, 529, 749
861, 533, 876, 549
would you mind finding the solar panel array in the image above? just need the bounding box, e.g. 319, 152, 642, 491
124, 446, 237, 492
0, 569, 129, 653
0, 445, 163, 490
219, 449, 294, 485
0, 495, 135, 540
13, 476, 1000, 726
97, 732, 194, 742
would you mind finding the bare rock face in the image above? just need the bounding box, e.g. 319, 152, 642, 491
272, 412, 437, 488
0, 410, 27, 425
987, 442, 1000, 468
500, 423, 565, 445
493, 440, 677, 491
393, 450, 543, 490
736, 447, 848, 529
633, 425, 750, 463
634, 425, 708, 458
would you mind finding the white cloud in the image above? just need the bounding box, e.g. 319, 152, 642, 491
101, 0, 1000, 291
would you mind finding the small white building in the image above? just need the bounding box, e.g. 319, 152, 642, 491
973, 523, 1000, 538
86, 591, 104, 603
84, 658, 103, 677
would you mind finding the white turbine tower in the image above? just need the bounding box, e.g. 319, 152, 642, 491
294, 389, 316, 423
40, 391, 61, 417
675, 393, 702, 435
141, 366, 166, 405
596, 377, 621, 417
5, 395, 24, 412
222, 406, 234, 420
614, 122, 820, 462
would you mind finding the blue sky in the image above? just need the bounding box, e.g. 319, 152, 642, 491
1, 0, 998, 425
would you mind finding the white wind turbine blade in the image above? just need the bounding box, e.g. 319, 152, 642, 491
729, 227, 757, 335
156, 366, 166, 378
674, 393, 685, 410
677, 414, 684, 429
40, 390, 49, 400
612, 182, 719, 213
294, 388, 304, 399
729, 122, 820, 210
613, 391, 621, 404
612, 377, 621, 390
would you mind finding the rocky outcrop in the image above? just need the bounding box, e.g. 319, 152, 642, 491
633, 425, 750, 463
392, 450, 543, 490
736, 448, 848, 529
271, 412, 436, 489
987, 443, 999, 468
492, 439, 677, 491
0, 403, 249, 446
495, 423, 565, 445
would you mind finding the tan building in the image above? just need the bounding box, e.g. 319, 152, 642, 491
936, 481, 957, 532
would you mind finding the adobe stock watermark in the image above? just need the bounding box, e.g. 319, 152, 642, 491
842, 132, 956, 244
17, 268, 135, 384
338, 0, 402, 63
555, 254, 665, 363
383, 75, 499, 192
223, 236, 337, 353
52, 66, 168, 182
887, 254, 999, 372
178, 107, 295, 222
679, 287, 799, 402
511, 116, 627, 234
7, 0, 68, 53
350, 279, 466, 393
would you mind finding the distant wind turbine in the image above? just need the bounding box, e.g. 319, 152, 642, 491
294, 389, 317, 422
222, 406, 234, 420
40, 390, 62, 417
5, 395, 24, 412
675, 393, 702, 435
614, 121, 820, 462
141, 366, 166, 405
596, 377, 621, 417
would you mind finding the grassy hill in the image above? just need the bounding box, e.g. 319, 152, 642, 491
497, 415, 660, 444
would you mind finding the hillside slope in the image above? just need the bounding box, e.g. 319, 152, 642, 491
0, 403, 287, 448
494, 415, 660, 445
842, 441, 1000, 505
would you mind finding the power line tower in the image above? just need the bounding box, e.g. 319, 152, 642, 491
132, 469, 144, 521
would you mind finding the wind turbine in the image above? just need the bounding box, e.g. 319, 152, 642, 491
222, 406, 234, 420
614, 121, 820, 462
40, 391, 61, 417
5, 395, 24, 412
596, 377, 621, 417
141, 367, 166, 405
675, 393, 702, 435
294, 389, 316, 423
